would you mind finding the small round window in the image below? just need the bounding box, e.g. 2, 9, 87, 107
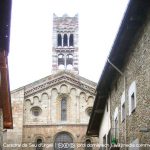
31, 106, 42, 116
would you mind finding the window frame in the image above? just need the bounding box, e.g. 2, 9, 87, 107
114, 107, 119, 139
61, 97, 67, 121
121, 91, 126, 122
31, 106, 42, 117
128, 81, 136, 115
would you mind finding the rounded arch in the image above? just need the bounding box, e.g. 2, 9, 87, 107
58, 54, 65, 67
70, 88, 76, 96
34, 135, 45, 150
56, 93, 71, 122
87, 96, 94, 104
33, 96, 40, 104
80, 92, 86, 101
66, 54, 73, 69
63, 34, 68, 46
69, 34, 74, 46
57, 34, 62, 46
60, 84, 68, 93
51, 88, 58, 95
41, 93, 49, 101
54, 131, 74, 150
58, 53, 64, 58
51, 88, 58, 101
67, 54, 73, 59
25, 99, 31, 105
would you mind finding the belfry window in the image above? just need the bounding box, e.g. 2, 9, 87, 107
61, 98, 67, 121
66, 54, 73, 68
69, 34, 74, 46
63, 34, 68, 46
57, 34, 62, 46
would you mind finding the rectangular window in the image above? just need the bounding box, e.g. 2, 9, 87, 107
121, 91, 126, 121
129, 81, 136, 115
61, 98, 67, 121
131, 93, 135, 111
121, 103, 125, 121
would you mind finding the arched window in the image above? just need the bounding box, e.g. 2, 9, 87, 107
69, 34, 74, 46
63, 34, 68, 46
36, 138, 43, 150
61, 98, 67, 121
57, 34, 62, 46
54, 132, 73, 150
85, 139, 92, 150
58, 54, 65, 67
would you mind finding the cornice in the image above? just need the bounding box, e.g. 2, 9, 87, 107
24, 72, 96, 98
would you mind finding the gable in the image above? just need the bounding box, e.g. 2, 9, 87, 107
24, 71, 97, 98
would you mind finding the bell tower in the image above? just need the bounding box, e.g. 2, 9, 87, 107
52, 14, 79, 74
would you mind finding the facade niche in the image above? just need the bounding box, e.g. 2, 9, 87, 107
33, 96, 40, 105
41, 93, 49, 101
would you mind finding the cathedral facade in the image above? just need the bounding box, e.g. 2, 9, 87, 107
4, 14, 98, 150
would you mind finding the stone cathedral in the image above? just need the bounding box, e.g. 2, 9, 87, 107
4, 14, 98, 150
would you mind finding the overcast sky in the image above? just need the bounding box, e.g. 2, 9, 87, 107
9, 0, 129, 90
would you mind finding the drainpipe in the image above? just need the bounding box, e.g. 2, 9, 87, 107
107, 59, 127, 149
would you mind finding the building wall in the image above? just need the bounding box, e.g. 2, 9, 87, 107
109, 13, 150, 147
3, 88, 24, 150
23, 83, 94, 125
0, 109, 3, 149
4, 78, 98, 150
99, 98, 111, 145
22, 125, 91, 150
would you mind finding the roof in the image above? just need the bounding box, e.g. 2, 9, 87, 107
87, 0, 150, 136
0, 0, 12, 54
0, 0, 13, 129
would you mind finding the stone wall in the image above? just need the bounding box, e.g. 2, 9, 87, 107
24, 83, 94, 125
3, 73, 98, 150
3, 88, 24, 150
109, 12, 150, 148
22, 125, 97, 150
